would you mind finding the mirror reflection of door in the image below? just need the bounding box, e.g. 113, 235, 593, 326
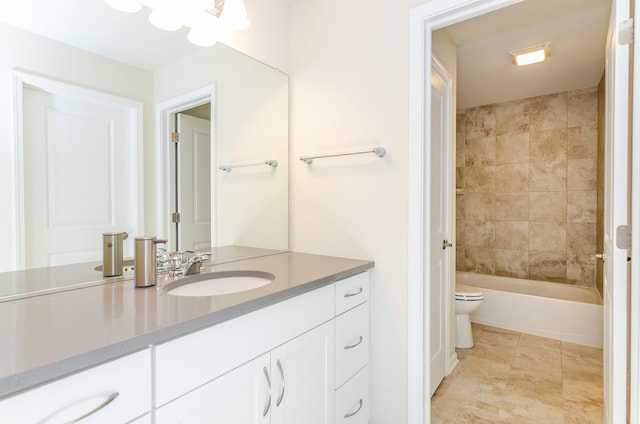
22, 81, 141, 268
174, 106, 212, 252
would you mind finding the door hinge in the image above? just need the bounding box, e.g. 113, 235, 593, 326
171, 132, 180, 143
171, 212, 181, 223
619, 18, 634, 45
616, 225, 632, 249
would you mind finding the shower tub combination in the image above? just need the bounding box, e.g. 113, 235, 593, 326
458, 271, 603, 348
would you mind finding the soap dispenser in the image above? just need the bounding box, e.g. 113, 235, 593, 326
134, 236, 167, 288
102, 232, 128, 277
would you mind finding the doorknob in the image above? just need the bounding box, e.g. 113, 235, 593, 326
590, 253, 606, 261
442, 240, 453, 250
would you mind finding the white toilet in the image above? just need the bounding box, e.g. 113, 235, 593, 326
455, 284, 484, 348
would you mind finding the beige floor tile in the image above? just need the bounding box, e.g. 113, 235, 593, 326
431, 324, 604, 424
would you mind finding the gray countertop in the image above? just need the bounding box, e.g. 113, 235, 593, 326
0, 251, 373, 398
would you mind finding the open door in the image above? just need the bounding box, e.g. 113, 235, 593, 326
602, 0, 633, 421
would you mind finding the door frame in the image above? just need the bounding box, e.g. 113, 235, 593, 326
408, 1, 524, 420
11, 70, 144, 270
155, 85, 216, 249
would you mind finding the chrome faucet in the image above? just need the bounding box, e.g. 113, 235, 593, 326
181, 253, 208, 276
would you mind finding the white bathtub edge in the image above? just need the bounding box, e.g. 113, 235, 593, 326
470, 287, 603, 348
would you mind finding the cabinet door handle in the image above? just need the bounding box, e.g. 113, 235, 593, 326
344, 399, 363, 418
262, 366, 272, 417
344, 287, 363, 298
67, 392, 119, 423
344, 336, 363, 350
276, 359, 285, 407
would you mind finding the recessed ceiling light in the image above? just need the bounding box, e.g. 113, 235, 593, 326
510, 42, 551, 66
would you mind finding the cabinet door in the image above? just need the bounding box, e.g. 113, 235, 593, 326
156, 353, 271, 424
270, 321, 335, 424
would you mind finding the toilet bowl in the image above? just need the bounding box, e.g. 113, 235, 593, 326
455, 283, 484, 348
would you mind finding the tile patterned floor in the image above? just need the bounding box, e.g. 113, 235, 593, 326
431, 324, 603, 423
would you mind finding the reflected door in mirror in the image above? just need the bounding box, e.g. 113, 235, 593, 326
22, 84, 139, 268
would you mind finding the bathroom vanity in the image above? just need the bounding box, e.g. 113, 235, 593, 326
0, 251, 373, 423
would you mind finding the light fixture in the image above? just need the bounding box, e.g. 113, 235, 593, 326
510, 42, 551, 67
104, 0, 250, 45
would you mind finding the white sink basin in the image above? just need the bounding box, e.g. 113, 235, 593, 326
164, 271, 274, 297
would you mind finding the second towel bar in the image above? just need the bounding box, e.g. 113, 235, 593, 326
300, 147, 386, 164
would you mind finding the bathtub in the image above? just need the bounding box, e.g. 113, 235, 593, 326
458, 271, 603, 348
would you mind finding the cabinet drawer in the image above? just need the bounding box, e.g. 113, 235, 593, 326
335, 302, 369, 388
155, 284, 333, 406
335, 272, 369, 315
335, 366, 369, 424
0, 349, 151, 424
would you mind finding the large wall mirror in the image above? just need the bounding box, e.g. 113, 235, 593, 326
0, 0, 289, 273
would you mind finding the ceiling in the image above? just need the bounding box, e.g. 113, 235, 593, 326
0, 0, 204, 70
443, 0, 611, 110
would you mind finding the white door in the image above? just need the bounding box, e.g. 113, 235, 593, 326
429, 58, 452, 396
22, 84, 140, 268
270, 321, 334, 424
603, 0, 632, 421
177, 113, 212, 251
155, 353, 271, 423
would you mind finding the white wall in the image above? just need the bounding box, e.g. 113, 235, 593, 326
153, 44, 289, 250
290, 0, 425, 422
0, 23, 154, 273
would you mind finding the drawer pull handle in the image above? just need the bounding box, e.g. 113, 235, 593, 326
68, 392, 119, 423
344, 287, 363, 298
344, 398, 363, 418
344, 336, 363, 350
262, 367, 272, 416
276, 359, 285, 407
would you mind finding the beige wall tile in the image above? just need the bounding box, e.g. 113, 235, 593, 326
568, 125, 597, 159
466, 217, 495, 248
528, 92, 568, 132
496, 132, 529, 165
456, 218, 465, 246
567, 190, 597, 223
568, 87, 597, 128
496, 221, 529, 250
465, 165, 496, 192
567, 222, 596, 254
465, 192, 495, 220
465, 246, 496, 274
567, 254, 596, 286
530, 222, 566, 253
567, 158, 597, 190
529, 251, 567, 282
496, 99, 529, 135
496, 163, 529, 192
465, 105, 496, 140
530, 191, 566, 223
456, 194, 465, 218
529, 129, 567, 161
496, 249, 529, 278
456, 166, 464, 188
456, 245, 466, 271
465, 136, 496, 167
530, 160, 567, 191
496, 193, 529, 221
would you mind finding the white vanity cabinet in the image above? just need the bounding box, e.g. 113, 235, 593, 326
333, 272, 370, 424
154, 284, 336, 422
0, 349, 151, 424
156, 321, 334, 424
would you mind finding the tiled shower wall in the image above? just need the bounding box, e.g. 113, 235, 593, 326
456, 88, 599, 287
